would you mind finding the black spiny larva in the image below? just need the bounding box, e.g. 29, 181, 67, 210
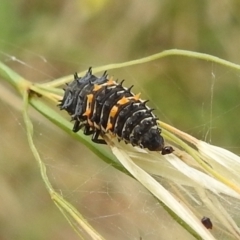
58, 68, 173, 155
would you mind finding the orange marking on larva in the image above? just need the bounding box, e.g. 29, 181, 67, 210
133, 93, 141, 100
106, 106, 118, 131
106, 122, 113, 131
83, 109, 91, 117
86, 94, 93, 103
83, 94, 93, 116
110, 105, 118, 118
107, 76, 114, 85
93, 84, 102, 91
117, 96, 129, 105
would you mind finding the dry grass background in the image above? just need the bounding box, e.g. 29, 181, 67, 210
1, 0, 240, 239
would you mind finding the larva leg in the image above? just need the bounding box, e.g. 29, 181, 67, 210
84, 125, 94, 135
73, 120, 82, 132
92, 130, 106, 144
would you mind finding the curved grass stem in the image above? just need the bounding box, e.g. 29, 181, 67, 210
40, 49, 240, 88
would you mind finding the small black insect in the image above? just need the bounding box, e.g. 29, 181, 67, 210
201, 216, 213, 229
59, 68, 173, 155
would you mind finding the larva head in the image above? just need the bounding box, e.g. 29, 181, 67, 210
140, 128, 164, 151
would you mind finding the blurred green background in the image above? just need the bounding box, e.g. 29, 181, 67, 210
1, 0, 240, 239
